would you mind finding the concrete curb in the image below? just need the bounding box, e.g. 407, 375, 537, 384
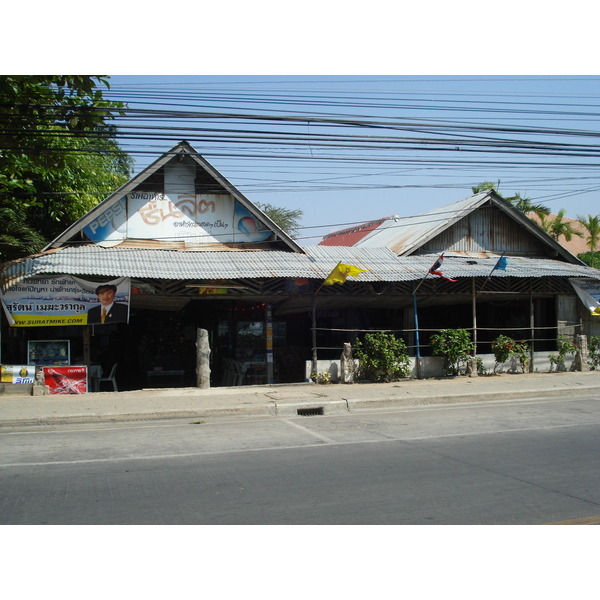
346, 385, 600, 411
2, 382, 597, 428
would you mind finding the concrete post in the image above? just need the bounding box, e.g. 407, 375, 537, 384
340, 342, 355, 384
467, 356, 478, 377
575, 334, 589, 371
196, 328, 211, 389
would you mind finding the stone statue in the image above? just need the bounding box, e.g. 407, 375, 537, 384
32, 368, 49, 396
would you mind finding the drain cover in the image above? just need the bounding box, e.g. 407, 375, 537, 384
297, 407, 324, 416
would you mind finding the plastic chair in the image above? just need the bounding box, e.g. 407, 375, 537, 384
231, 360, 244, 386
97, 363, 118, 392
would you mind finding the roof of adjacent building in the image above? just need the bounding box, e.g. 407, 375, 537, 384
319, 191, 582, 264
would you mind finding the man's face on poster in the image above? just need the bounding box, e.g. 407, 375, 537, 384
97, 288, 116, 306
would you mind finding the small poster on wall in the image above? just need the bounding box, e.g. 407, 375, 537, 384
1, 365, 36, 384
43, 366, 88, 394
28, 340, 70, 365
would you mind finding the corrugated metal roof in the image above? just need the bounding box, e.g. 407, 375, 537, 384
319, 216, 395, 246
317, 192, 583, 265
329, 194, 490, 254
2, 244, 600, 291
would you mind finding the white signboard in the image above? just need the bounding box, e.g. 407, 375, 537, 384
83, 193, 273, 246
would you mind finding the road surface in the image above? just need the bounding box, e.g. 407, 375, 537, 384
1, 394, 599, 524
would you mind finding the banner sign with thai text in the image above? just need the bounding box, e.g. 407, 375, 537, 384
82, 193, 272, 246
1, 276, 130, 327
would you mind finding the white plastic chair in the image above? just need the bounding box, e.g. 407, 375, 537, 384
97, 363, 118, 392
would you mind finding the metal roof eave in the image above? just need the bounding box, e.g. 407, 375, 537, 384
3, 246, 600, 293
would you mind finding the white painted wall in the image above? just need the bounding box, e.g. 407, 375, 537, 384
306, 351, 579, 382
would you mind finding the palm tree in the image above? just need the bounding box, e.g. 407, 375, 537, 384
548, 209, 584, 242
576, 214, 600, 252
537, 213, 552, 234
576, 214, 600, 268
505, 193, 551, 219
471, 181, 550, 217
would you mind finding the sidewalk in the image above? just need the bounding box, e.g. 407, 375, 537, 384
1, 370, 599, 428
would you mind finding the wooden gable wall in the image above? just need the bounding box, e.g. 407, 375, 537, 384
420, 203, 551, 257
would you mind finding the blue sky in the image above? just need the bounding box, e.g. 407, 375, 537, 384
102, 75, 600, 242
8, 5, 599, 242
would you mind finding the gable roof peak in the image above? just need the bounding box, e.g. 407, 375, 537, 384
44, 141, 303, 253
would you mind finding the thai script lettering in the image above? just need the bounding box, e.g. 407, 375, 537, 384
36, 303, 87, 312
173, 219, 229, 230
138, 200, 184, 226
8, 302, 33, 312
137, 196, 218, 227
8, 302, 87, 313
130, 192, 164, 201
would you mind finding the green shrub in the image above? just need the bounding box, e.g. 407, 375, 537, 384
549, 335, 578, 372
588, 336, 600, 370
354, 332, 411, 382
430, 328, 475, 376
491, 335, 531, 373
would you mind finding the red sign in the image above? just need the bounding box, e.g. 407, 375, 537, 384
43, 366, 88, 395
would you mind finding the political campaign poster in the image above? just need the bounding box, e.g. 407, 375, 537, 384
1, 276, 130, 327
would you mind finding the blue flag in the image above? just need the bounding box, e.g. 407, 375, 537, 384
493, 255, 508, 271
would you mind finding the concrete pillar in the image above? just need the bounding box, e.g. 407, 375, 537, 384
196, 328, 211, 389
575, 334, 589, 371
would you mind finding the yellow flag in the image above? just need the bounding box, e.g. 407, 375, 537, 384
323, 263, 368, 285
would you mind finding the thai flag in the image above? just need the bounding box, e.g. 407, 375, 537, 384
428, 254, 457, 282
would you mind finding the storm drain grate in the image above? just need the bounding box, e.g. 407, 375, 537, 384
297, 407, 324, 416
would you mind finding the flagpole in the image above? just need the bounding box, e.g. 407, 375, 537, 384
412, 255, 440, 296
412, 282, 421, 379
476, 252, 505, 298
311, 288, 318, 378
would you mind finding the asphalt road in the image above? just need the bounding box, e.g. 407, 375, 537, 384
1, 394, 599, 524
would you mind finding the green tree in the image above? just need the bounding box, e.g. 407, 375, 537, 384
575, 214, 600, 268
255, 202, 303, 239
0, 76, 133, 261
577, 251, 600, 269
576, 214, 600, 252
547, 209, 584, 243
471, 180, 550, 218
